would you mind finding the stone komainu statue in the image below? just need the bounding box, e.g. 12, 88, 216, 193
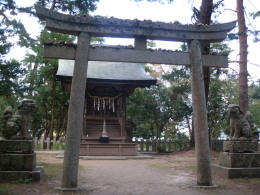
2, 99, 35, 140
228, 104, 252, 140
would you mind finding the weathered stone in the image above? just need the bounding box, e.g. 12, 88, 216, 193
0, 153, 36, 171
2, 99, 35, 140
223, 140, 258, 153
35, 5, 236, 42
212, 164, 260, 179
219, 152, 260, 168
44, 45, 229, 68
228, 104, 252, 140
189, 40, 212, 186
0, 166, 44, 182
0, 140, 34, 153
61, 32, 91, 189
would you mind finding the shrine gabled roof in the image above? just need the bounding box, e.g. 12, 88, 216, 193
56, 60, 157, 86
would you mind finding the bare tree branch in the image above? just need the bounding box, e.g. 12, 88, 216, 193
248, 60, 260, 68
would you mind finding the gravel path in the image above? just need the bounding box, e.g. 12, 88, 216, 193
79, 159, 197, 195
1, 150, 259, 195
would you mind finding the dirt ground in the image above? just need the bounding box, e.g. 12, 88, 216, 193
0, 148, 260, 195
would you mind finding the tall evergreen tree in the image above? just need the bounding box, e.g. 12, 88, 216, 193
237, 0, 249, 113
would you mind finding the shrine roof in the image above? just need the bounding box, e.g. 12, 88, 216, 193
57, 60, 157, 86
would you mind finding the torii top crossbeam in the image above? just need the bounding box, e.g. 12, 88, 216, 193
36, 5, 236, 68
35, 5, 235, 43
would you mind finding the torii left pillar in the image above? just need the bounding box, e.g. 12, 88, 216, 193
60, 32, 90, 190
189, 39, 212, 186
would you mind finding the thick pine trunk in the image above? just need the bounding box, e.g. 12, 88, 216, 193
237, 0, 248, 113
189, 0, 213, 146
199, 0, 213, 146
199, 0, 213, 104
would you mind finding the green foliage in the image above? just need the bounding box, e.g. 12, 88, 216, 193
185, 165, 196, 169
210, 42, 233, 55
162, 66, 192, 134
156, 145, 167, 153
0, 59, 25, 97
37, 0, 100, 14
19, 1, 100, 138
128, 65, 192, 140
227, 33, 239, 40
208, 69, 239, 138
147, 40, 156, 48
0, 184, 13, 195
248, 80, 260, 129
251, 11, 260, 19
180, 42, 188, 52
12, 178, 33, 184
36, 162, 63, 179
149, 163, 169, 168
0, 96, 17, 135
127, 85, 176, 139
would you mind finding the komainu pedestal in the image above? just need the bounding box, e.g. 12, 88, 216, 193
223, 140, 258, 153
212, 140, 260, 179
0, 140, 44, 182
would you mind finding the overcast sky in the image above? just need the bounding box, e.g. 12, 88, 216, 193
9, 0, 260, 81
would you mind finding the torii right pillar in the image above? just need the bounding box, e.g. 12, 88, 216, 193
189, 39, 212, 186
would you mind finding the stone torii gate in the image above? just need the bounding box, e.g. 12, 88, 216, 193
35, 5, 236, 190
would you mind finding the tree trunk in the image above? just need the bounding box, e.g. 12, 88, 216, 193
28, 62, 39, 97
186, 116, 194, 146
237, 0, 248, 113
49, 80, 56, 139
198, 0, 213, 104
198, 0, 213, 146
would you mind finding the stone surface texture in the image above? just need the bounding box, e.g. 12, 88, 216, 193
44, 44, 229, 68
0, 140, 34, 153
2, 99, 35, 140
61, 32, 91, 189
213, 140, 260, 179
223, 140, 258, 153
0, 166, 44, 182
0, 153, 36, 171
219, 152, 260, 168
35, 5, 236, 42
212, 164, 260, 179
228, 104, 253, 140
0, 140, 43, 181
189, 40, 212, 185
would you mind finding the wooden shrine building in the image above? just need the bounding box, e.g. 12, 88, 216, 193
56, 59, 156, 155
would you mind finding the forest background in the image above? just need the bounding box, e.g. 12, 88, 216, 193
0, 0, 259, 145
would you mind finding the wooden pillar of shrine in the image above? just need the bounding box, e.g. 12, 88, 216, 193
61, 32, 91, 189
120, 96, 127, 139
189, 39, 212, 186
